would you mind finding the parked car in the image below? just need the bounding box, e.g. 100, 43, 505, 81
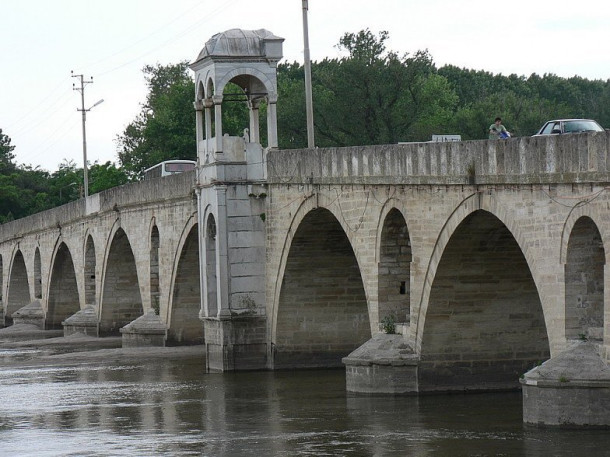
534, 119, 604, 136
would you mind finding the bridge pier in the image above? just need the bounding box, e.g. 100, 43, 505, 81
120, 309, 167, 347
203, 315, 267, 371
12, 300, 45, 329
62, 304, 99, 337
521, 341, 610, 427
343, 334, 419, 394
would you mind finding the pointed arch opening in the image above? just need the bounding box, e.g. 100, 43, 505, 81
565, 216, 605, 341
34, 247, 42, 299
0, 255, 4, 323
421, 210, 549, 392
150, 225, 160, 315
274, 208, 370, 368
205, 215, 218, 317
100, 228, 143, 335
168, 224, 202, 344
47, 243, 79, 329
84, 236, 96, 306
6, 250, 30, 322
378, 208, 411, 327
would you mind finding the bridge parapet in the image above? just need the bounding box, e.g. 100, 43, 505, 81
267, 131, 610, 185
0, 170, 196, 242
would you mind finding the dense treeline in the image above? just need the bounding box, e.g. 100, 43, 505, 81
2, 29, 609, 221
277, 30, 610, 146
0, 128, 127, 223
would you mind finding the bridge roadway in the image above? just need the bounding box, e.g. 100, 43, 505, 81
1, 132, 610, 393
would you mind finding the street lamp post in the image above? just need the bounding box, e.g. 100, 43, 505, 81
302, 0, 315, 148
72, 71, 103, 198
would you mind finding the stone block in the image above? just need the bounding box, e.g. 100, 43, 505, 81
62, 304, 99, 337
12, 300, 45, 329
120, 309, 167, 348
521, 341, 610, 427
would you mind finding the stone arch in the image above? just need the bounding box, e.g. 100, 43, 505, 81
99, 227, 143, 335
47, 242, 79, 329
167, 218, 202, 344
196, 78, 205, 101
0, 254, 3, 321
205, 74, 214, 100
564, 216, 605, 341
414, 192, 547, 352
34, 247, 42, 299
273, 207, 370, 368
6, 249, 30, 321
419, 209, 549, 392
559, 204, 610, 265
215, 67, 275, 98
270, 193, 371, 340
84, 234, 96, 306
150, 222, 160, 315
205, 212, 218, 317
377, 207, 412, 326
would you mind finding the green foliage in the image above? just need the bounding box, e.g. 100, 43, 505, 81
0, 128, 16, 174
3, 29, 610, 223
89, 161, 129, 194
116, 62, 197, 179
381, 314, 396, 334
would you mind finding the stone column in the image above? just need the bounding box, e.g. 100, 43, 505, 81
266, 93, 278, 149
193, 100, 204, 144
248, 99, 261, 144
204, 98, 213, 146
214, 186, 230, 318
213, 95, 223, 153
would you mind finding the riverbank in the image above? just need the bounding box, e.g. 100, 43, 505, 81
0, 326, 205, 368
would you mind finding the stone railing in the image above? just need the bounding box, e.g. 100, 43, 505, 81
0, 170, 196, 241
267, 131, 610, 185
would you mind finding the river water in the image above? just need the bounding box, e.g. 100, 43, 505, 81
0, 349, 609, 457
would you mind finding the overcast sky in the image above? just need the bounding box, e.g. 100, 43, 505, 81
1, 0, 609, 172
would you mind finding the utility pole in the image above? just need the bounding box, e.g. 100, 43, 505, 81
72, 71, 103, 198
302, 0, 315, 148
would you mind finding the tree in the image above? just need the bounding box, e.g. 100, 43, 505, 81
117, 62, 197, 179
89, 161, 128, 194
0, 128, 16, 174
310, 30, 457, 146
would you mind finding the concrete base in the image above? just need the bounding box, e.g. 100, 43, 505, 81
120, 309, 167, 348
203, 315, 267, 371
62, 304, 99, 337
12, 300, 45, 329
343, 333, 419, 394
521, 341, 610, 427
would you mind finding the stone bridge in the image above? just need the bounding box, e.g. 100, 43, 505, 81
2, 132, 610, 395
265, 132, 610, 392
2, 30, 610, 420
0, 172, 202, 343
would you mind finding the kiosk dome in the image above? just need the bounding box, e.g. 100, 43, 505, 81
192, 28, 284, 64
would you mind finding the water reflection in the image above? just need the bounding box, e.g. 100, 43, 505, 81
1, 356, 610, 456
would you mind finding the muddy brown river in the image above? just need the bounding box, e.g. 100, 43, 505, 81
0, 347, 609, 456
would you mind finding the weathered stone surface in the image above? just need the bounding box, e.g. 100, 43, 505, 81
120, 310, 167, 348
62, 304, 99, 337
343, 333, 418, 394
521, 341, 610, 427
12, 300, 45, 329
204, 315, 267, 371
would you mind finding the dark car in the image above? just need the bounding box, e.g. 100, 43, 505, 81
534, 119, 604, 136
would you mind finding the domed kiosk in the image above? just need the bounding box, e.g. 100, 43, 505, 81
190, 29, 283, 372
190, 28, 284, 161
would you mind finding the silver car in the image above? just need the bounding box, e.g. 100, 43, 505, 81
534, 119, 604, 136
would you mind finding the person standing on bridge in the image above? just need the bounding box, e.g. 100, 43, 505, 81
489, 117, 510, 139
